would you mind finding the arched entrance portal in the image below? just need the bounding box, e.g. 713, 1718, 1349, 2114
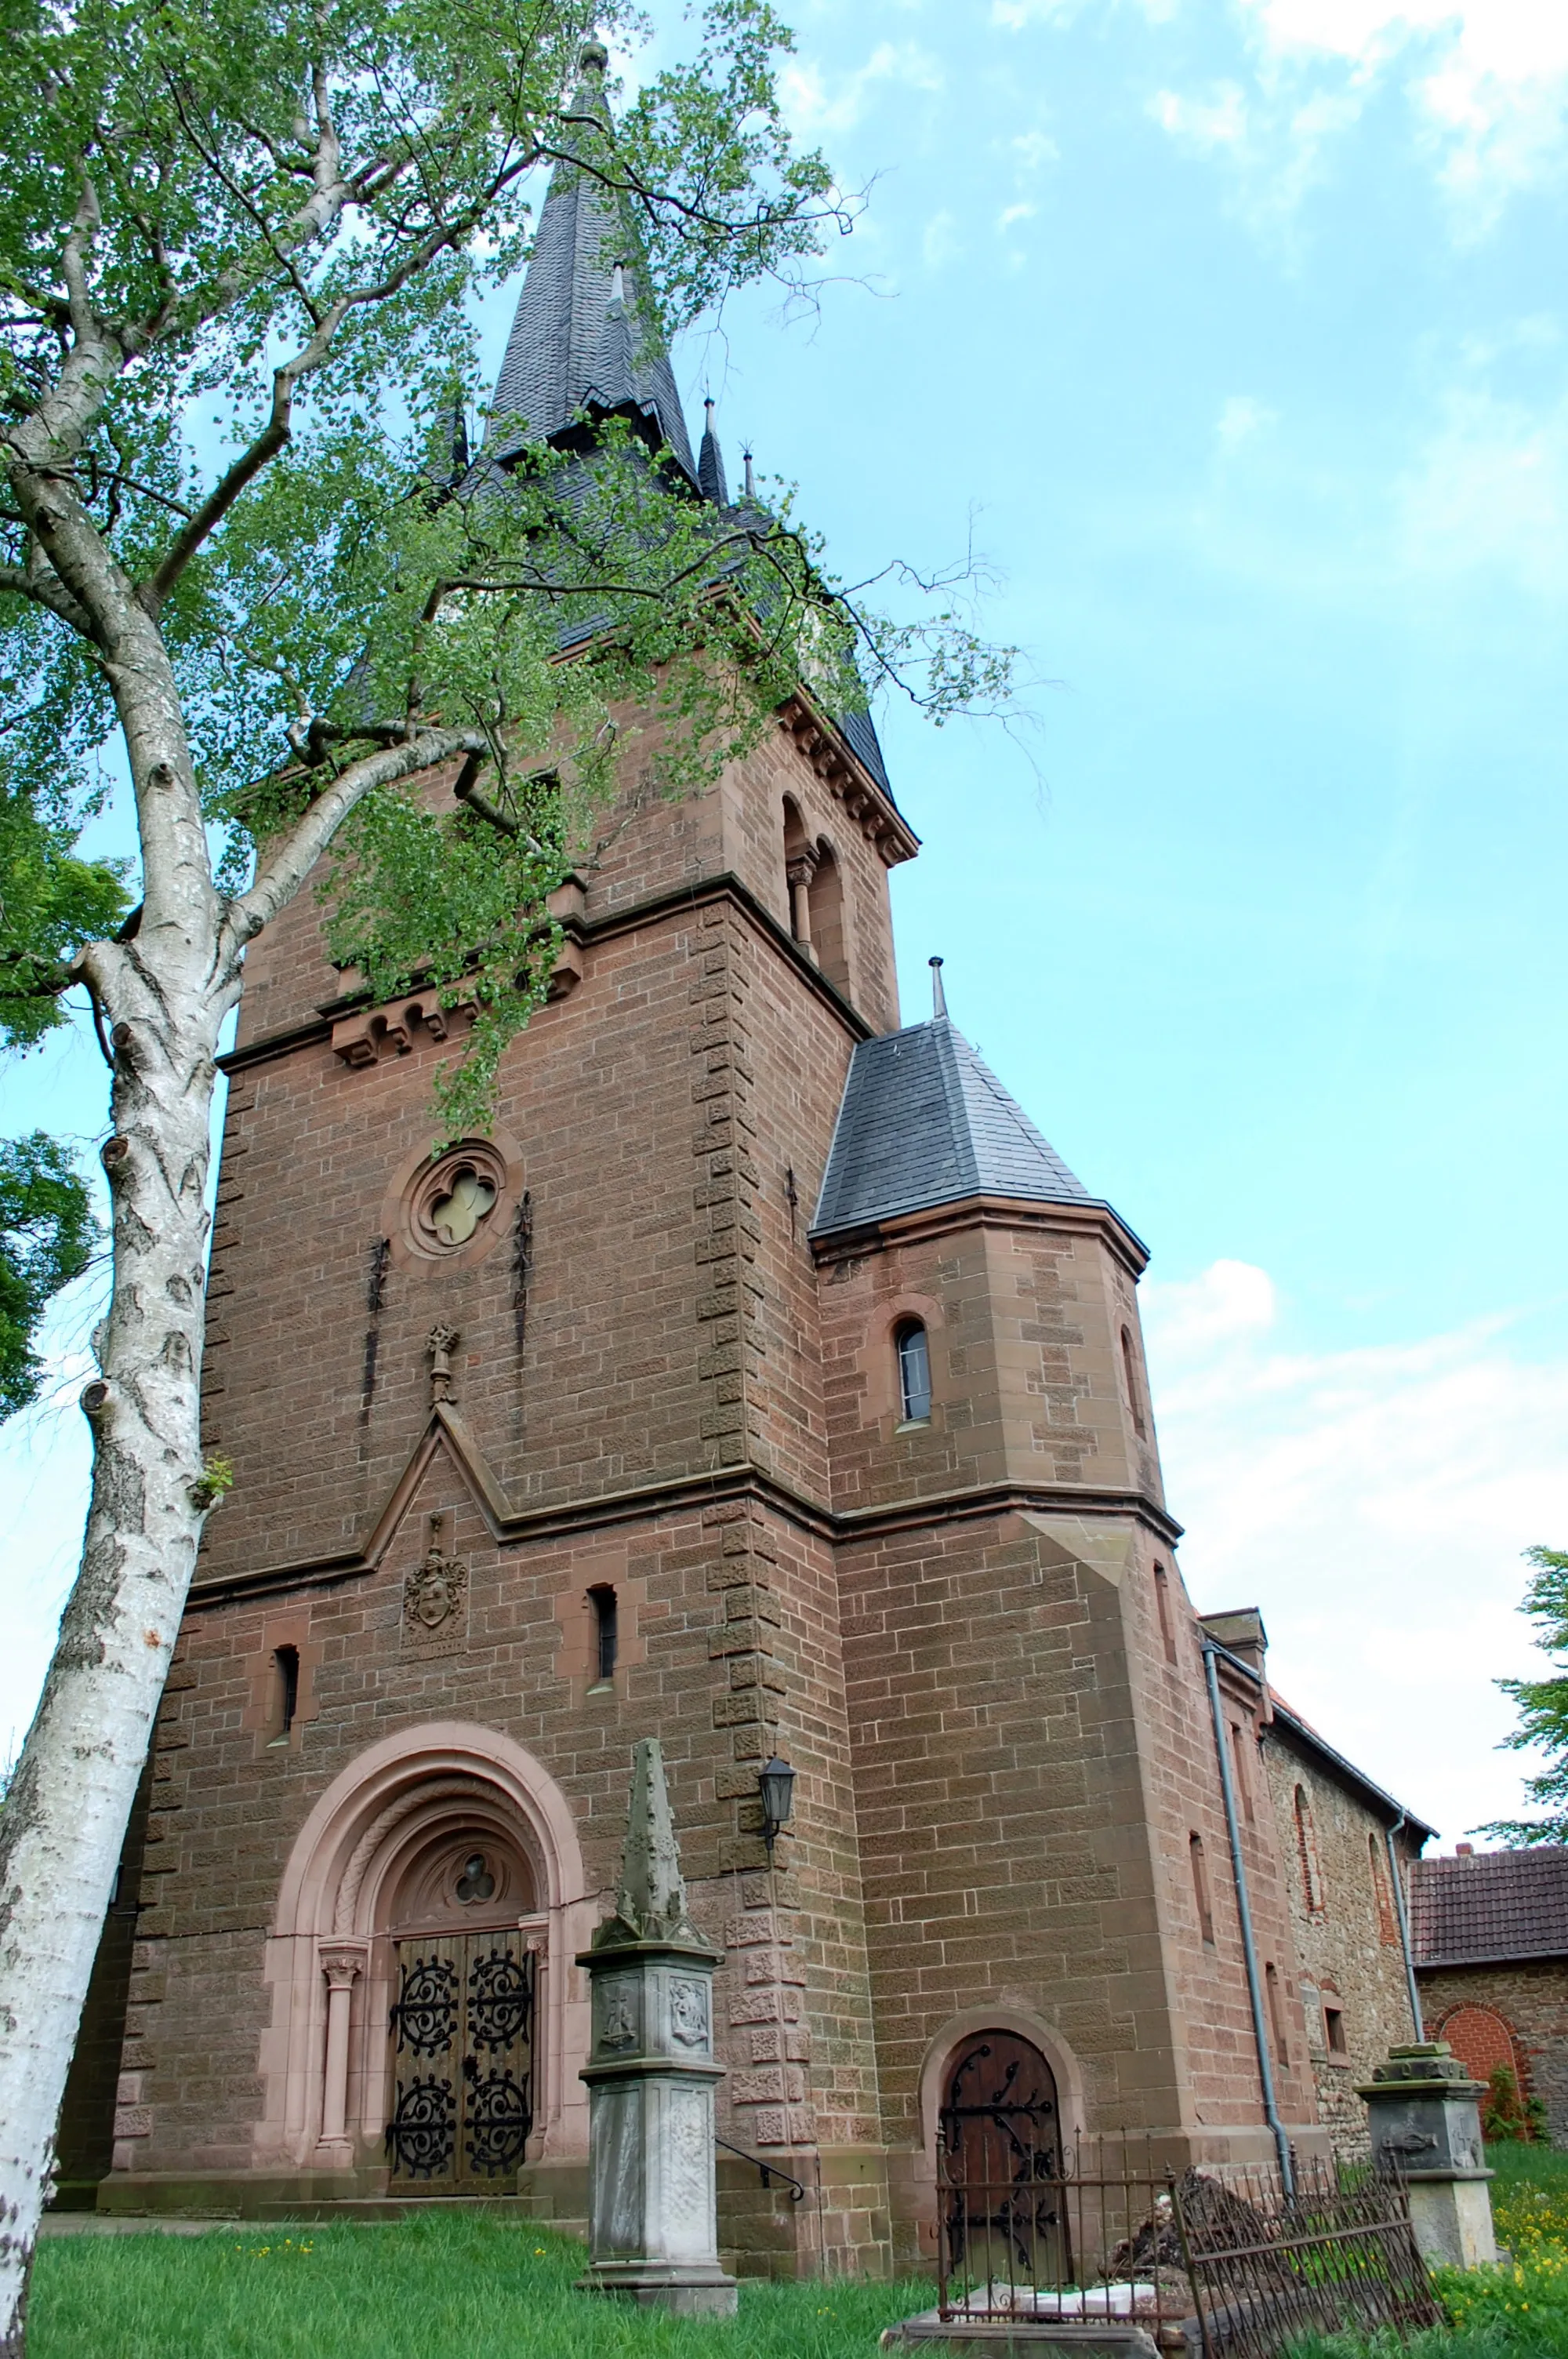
939, 2031, 1067, 2284
384, 1826, 540, 2190
257, 1723, 593, 2183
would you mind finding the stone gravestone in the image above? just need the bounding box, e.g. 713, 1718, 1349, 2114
1359, 2042, 1497, 2270
576, 1739, 738, 2314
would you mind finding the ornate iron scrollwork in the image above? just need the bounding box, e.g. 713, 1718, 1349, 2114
392, 1955, 457, 2055
468, 1947, 533, 2053
941, 2034, 1067, 2279
385, 2074, 456, 2177
463, 2068, 532, 2175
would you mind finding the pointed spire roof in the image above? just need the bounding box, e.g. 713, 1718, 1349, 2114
487, 44, 697, 480
811, 1016, 1116, 1240
698, 397, 729, 505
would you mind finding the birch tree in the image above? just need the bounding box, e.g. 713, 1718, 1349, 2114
0, 0, 1012, 2339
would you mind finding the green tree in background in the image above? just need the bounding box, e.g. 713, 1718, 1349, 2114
1479, 1546, 1568, 1846
0, 1136, 98, 1418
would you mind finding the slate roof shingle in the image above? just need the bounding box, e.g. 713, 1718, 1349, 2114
812, 1016, 1106, 1239
1410, 1847, 1568, 1968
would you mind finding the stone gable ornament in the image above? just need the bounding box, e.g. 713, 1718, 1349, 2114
426, 1321, 459, 1405
404, 1512, 467, 1635
576, 1739, 735, 2315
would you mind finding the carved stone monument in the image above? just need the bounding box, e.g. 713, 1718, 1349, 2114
577, 1739, 737, 2315
1359, 2042, 1497, 2270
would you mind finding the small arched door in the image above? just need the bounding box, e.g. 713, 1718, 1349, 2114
383, 1826, 540, 2193
939, 2031, 1068, 2284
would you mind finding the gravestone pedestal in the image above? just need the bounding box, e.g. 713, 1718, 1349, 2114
577, 1739, 737, 2316
1359, 2042, 1497, 2271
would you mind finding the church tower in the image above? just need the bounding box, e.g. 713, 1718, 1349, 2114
69, 53, 1328, 2269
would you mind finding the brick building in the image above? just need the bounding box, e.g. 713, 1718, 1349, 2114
56, 53, 1438, 2266
1414, 1848, 1568, 2146
1195, 1613, 1430, 2157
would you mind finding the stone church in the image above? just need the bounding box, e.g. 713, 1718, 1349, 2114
57, 56, 1435, 2272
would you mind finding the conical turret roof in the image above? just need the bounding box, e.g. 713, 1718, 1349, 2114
487, 48, 696, 478
811, 1017, 1112, 1238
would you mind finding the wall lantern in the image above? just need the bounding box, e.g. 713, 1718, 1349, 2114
757, 1757, 796, 1859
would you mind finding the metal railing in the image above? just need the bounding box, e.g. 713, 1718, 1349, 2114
936, 2138, 1443, 2357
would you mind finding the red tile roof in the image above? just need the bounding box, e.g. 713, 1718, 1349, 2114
1410, 1847, 1568, 1967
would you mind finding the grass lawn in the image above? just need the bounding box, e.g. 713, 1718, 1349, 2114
1289, 2141, 1568, 2359
30, 2213, 933, 2359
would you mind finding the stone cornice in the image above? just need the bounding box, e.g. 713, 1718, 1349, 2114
187, 1412, 1183, 1608
776, 692, 919, 868
811, 1190, 1151, 1281
218, 871, 874, 1078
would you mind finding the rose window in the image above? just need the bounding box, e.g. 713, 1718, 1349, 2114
406, 1142, 508, 1260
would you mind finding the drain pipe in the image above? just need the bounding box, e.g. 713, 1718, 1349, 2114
1385, 1812, 1425, 2040
1202, 1640, 1294, 2197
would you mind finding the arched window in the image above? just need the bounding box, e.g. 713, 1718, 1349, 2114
782, 796, 812, 945
1189, 1832, 1216, 1946
1370, 1833, 1398, 1945
1265, 1961, 1290, 2068
1120, 1325, 1147, 1440
1153, 1564, 1178, 1665
588, 1586, 618, 1686
269, 1645, 299, 1747
1294, 1786, 1324, 1914
895, 1320, 932, 1424
808, 841, 848, 998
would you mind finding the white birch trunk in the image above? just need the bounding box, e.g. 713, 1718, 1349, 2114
0, 922, 231, 2351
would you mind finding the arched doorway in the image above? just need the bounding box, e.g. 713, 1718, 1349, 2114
257, 1723, 592, 2182
939, 2030, 1067, 2284
384, 1823, 541, 2190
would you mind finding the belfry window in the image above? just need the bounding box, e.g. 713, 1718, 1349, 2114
269, 1645, 299, 1746
895, 1321, 932, 1424
590, 1585, 619, 1685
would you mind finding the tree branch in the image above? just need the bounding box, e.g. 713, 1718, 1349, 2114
223, 724, 487, 956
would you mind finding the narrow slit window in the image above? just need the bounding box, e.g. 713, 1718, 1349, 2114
1265, 1961, 1290, 2069
1189, 1832, 1216, 1946
270, 1645, 299, 1746
895, 1321, 932, 1423
1324, 2000, 1348, 2059
1153, 1565, 1178, 1665
589, 1586, 619, 1685
1120, 1325, 1148, 1439
1294, 1785, 1324, 1914
1370, 1834, 1399, 1945
1230, 1721, 1256, 1824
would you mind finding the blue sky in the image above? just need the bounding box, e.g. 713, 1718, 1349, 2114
5, 0, 1568, 1843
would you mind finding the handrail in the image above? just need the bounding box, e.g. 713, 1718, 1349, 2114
714, 2133, 806, 2202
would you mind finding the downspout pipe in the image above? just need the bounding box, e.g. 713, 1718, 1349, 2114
1202, 1639, 1294, 2197
1385, 1812, 1425, 2040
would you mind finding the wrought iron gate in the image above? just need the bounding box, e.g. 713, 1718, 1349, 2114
938, 2031, 1070, 2288
386, 1933, 535, 2190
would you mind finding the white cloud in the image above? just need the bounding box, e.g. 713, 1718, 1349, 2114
1396, 373, 1568, 598
1216, 393, 1279, 449
1012, 129, 1062, 172
1150, 82, 1250, 152
922, 209, 963, 268
1142, 1261, 1568, 1848
997, 201, 1039, 232
780, 41, 945, 137
1163, 0, 1568, 233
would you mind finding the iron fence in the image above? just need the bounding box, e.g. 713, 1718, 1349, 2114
935, 2136, 1190, 2343
935, 2141, 1444, 2356
1171, 2157, 1443, 2359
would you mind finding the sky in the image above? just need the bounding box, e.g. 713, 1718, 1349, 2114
4, 0, 1568, 1846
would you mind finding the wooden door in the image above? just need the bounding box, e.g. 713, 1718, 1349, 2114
386, 1932, 535, 2190
939, 2031, 1069, 2284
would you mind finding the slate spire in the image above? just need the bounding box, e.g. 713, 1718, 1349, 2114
698, 396, 729, 506
485, 42, 697, 479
